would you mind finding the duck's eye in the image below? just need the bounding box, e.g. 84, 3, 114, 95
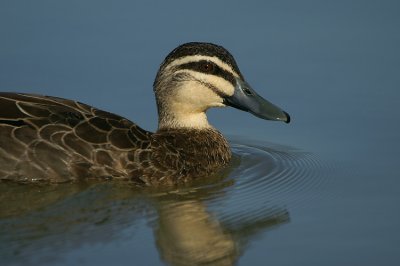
200, 62, 214, 73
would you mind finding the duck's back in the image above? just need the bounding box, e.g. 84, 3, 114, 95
0, 93, 151, 183
0, 93, 232, 185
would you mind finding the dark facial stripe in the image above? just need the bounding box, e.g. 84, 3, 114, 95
173, 72, 229, 99
198, 80, 227, 99
177, 60, 236, 86
162, 42, 243, 79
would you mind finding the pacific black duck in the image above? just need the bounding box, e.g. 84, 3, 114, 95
0, 42, 290, 185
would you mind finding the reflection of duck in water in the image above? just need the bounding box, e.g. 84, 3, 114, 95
0, 180, 290, 265
155, 198, 289, 266
156, 200, 238, 266
0, 42, 289, 185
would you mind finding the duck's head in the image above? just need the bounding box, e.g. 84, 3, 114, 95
154, 42, 290, 130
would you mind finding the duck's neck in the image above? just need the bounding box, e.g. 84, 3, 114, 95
155, 83, 214, 130
158, 111, 211, 130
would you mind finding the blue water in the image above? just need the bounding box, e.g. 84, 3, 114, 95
1, 1, 399, 265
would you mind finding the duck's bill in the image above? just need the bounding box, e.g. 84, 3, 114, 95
223, 78, 290, 123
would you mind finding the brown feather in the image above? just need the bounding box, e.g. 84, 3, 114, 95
0, 93, 231, 185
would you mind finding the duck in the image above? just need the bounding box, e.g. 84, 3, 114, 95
0, 42, 290, 186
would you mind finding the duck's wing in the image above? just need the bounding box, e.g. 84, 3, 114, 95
0, 92, 152, 182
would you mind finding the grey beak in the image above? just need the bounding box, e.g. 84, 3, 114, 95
223, 78, 290, 123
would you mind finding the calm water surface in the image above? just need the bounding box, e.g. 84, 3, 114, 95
0, 140, 329, 266
1, 1, 399, 265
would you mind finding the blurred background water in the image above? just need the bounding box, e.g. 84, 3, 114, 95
0, 0, 399, 265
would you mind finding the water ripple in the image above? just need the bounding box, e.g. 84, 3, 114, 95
0, 139, 332, 266
199, 139, 331, 232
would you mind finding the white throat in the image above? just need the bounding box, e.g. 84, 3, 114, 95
158, 111, 212, 130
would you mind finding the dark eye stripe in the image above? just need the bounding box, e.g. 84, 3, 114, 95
177, 60, 236, 86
